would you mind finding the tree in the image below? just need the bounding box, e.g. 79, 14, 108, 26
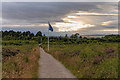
30, 33, 34, 38
65, 34, 68, 38
79, 36, 82, 39
74, 33, 79, 39
36, 31, 42, 37
70, 33, 79, 39
2, 31, 8, 37
9, 30, 15, 37
26, 31, 31, 37
22, 32, 26, 37
16, 31, 22, 37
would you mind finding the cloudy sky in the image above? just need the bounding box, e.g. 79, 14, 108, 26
1, 2, 118, 36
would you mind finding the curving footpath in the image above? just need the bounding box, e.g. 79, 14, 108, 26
38, 47, 76, 78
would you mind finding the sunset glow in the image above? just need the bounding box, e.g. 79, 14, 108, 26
75, 11, 117, 16
101, 29, 119, 31
54, 15, 95, 32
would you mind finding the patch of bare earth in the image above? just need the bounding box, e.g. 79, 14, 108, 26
93, 47, 116, 65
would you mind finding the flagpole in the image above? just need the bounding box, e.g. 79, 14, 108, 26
48, 24, 49, 51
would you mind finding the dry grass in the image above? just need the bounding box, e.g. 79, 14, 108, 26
2, 40, 40, 78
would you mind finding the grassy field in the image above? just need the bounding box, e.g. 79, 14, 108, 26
2, 40, 40, 78
42, 42, 119, 78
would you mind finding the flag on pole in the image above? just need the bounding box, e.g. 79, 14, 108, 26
48, 22, 53, 32
48, 22, 53, 51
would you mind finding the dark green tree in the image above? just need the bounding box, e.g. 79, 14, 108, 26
30, 33, 34, 38
70, 33, 79, 39
65, 34, 68, 38
79, 36, 82, 39
26, 31, 31, 37
36, 31, 42, 37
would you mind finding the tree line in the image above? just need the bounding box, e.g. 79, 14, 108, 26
1, 30, 120, 44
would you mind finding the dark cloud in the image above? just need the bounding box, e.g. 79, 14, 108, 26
2, 2, 118, 36
2, 2, 102, 24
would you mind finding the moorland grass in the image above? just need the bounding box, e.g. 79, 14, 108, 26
2, 40, 40, 78
42, 42, 119, 78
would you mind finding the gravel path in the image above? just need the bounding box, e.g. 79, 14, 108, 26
38, 47, 76, 78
